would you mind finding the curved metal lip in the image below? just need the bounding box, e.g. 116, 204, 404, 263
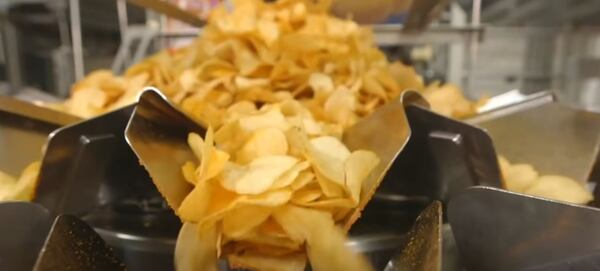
94, 227, 176, 253
95, 225, 404, 255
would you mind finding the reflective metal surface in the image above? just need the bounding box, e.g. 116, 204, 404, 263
378, 104, 502, 208
0, 96, 80, 175
125, 88, 205, 212
34, 215, 126, 271
32, 101, 180, 270
0, 202, 51, 271
449, 186, 600, 271
474, 97, 600, 186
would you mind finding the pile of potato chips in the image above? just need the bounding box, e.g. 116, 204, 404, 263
61, 0, 405, 132
175, 100, 379, 270
498, 156, 593, 204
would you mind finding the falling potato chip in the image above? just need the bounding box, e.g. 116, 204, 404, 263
274, 205, 374, 271
175, 222, 219, 271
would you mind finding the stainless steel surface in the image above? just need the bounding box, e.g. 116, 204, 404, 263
379, 105, 502, 206
475, 99, 600, 184
373, 25, 484, 46
69, 0, 84, 81
403, 0, 449, 32
467, 90, 555, 124
34, 215, 126, 271
449, 186, 600, 271
33, 102, 180, 271
0, 202, 51, 271
127, 0, 205, 27
385, 201, 441, 271
0, 96, 80, 176
125, 89, 203, 212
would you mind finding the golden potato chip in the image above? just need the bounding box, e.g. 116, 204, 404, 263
181, 161, 197, 185
191, 129, 231, 183
324, 87, 357, 128
273, 205, 373, 271
9, 161, 41, 201
306, 136, 350, 187
290, 171, 315, 190
503, 164, 538, 193
271, 161, 310, 189
220, 155, 298, 194
236, 127, 289, 164
178, 178, 214, 222
222, 205, 271, 238
298, 198, 354, 208
525, 175, 593, 204
175, 222, 219, 271
291, 187, 322, 204
238, 107, 290, 133
345, 150, 380, 204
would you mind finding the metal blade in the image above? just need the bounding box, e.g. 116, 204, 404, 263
34, 215, 125, 271
449, 186, 600, 271
377, 104, 502, 206
125, 88, 205, 212
34, 106, 140, 216
0, 202, 51, 271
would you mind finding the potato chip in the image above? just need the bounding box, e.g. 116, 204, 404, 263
307, 136, 350, 187
500, 156, 594, 205
8, 162, 41, 201
503, 163, 538, 193
222, 205, 271, 238
291, 187, 322, 204
290, 171, 315, 190
525, 175, 593, 204
236, 127, 289, 164
178, 178, 215, 222
238, 107, 290, 133
220, 155, 298, 194
345, 150, 380, 204
0, 170, 18, 200
271, 161, 310, 189
181, 161, 197, 185
274, 205, 373, 271
192, 129, 231, 183
175, 222, 219, 271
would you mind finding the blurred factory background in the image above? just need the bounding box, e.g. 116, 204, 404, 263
1, 0, 600, 111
